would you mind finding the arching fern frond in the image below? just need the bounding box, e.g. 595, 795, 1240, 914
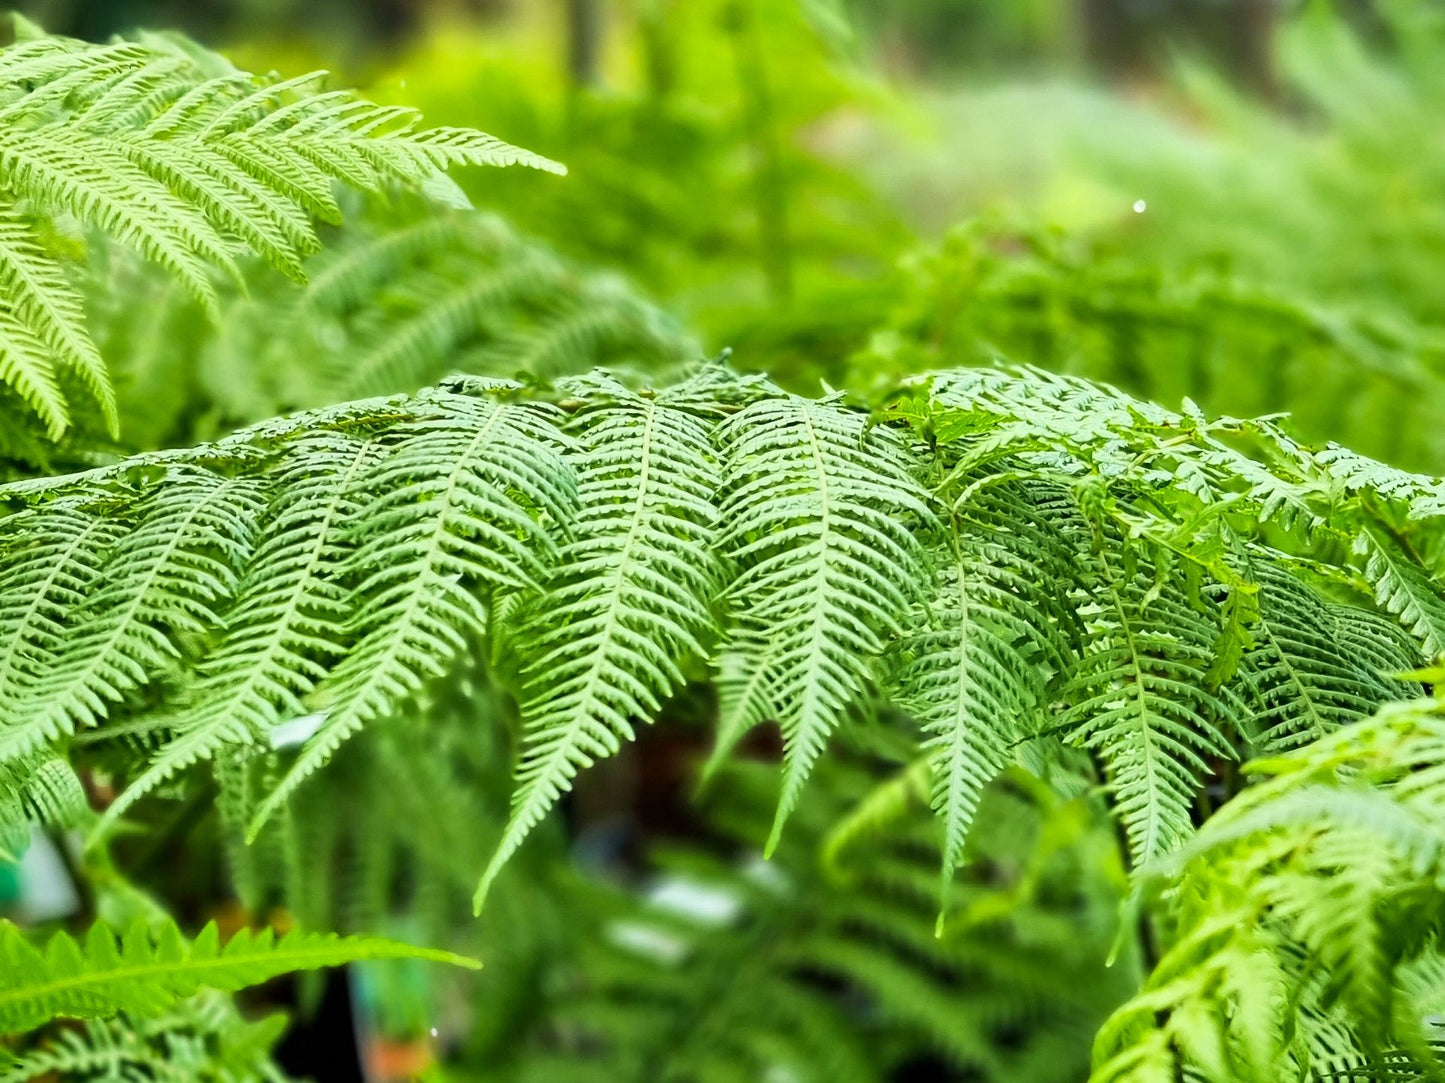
0, 992, 294, 1083
1092, 694, 1445, 1083
1241, 558, 1418, 755
1061, 545, 1240, 864
712, 394, 934, 852
250, 387, 575, 830
0, 472, 264, 763
0, 28, 558, 438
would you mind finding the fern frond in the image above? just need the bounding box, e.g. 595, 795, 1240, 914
713, 395, 933, 852
0, 472, 264, 762
1242, 558, 1416, 754
0, 992, 295, 1083
1063, 546, 1239, 863
0, 211, 110, 437
0, 917, 476, 1036
887, 487, 1062, 895
0, 365, 1438, 902
477, 377, 720, 908
1092, 696, 1445, 1082
98, 433, 385, 828
1359, 524, 1445, 657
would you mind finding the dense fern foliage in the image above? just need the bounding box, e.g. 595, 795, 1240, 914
10, 6, 1445, 1077
0, 993, 294, 1082
0, 21, 556, 442
1094, 690, 1445, 1082
2, 364, 1439, 916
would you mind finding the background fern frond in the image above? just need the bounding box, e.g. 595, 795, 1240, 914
0, 992, 295, 1083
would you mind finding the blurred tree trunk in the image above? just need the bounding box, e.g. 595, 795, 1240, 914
1081, 0, 1280, 99
566, 0, 602, 88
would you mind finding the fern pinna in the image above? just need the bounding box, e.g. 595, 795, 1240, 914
0, 364, 1439, 914
0, 21, 558, 443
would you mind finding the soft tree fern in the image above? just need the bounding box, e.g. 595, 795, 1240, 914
0, 21, 558, 439
2, 364, 1439, 914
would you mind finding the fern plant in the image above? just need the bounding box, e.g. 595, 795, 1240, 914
0, 19, 557, 442
2, 363, 1439, 915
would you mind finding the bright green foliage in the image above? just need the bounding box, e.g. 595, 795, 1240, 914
0, 993, 295, 1083
0, 25, 556, 440
1, 364, 1437, 903
1092, 693, 1445, 1082
0, 916, 475, 1036
478, 375, 722, 905
712, 394, 933, 853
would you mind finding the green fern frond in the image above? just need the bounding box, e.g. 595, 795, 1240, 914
97, 433, 385, 829
1092, 696, 1445, 1082
0, 211, 110, 438
1242, 558, 1415, 754
712, 395, 933, 852
887, 494, 1058, 896
0, 472, 264, 762
89, 202, 698, 441
478, 377, 721, 908
1359, 524, 1445, 657
0, 992, 294, 1083
0, 917, 476, 1036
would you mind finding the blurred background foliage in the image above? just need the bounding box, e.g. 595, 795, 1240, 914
8, 0, 1445, 1080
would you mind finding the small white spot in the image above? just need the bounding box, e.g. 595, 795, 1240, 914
429, 1027, 439, 1038
1132, 199, 1147, 214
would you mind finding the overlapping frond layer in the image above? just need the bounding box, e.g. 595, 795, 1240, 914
0, 365, 1441, 902
0, 917, 475, 1036
1092, 697, 1445, 1083
0, 31, 558, 436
